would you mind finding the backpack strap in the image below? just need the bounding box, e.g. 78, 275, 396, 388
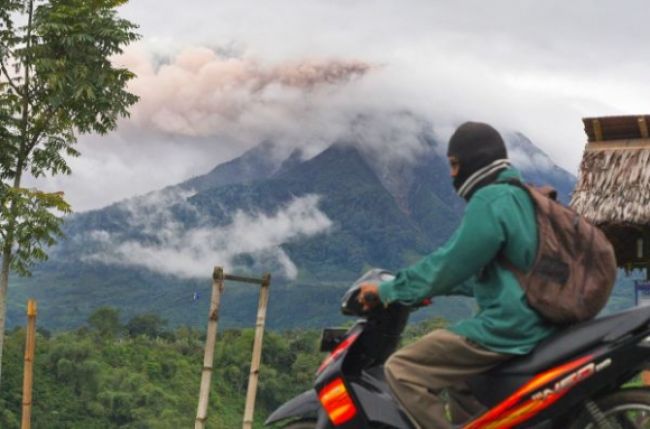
487, 179, 559, 277
536, 186, 558, 201
496, 178, 558, 201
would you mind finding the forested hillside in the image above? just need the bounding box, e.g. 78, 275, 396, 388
0, 308, 445, 428
1, 309, 320, 428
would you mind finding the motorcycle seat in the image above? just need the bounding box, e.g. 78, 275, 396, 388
468, 306, 650, 408
492, 305, 650, 375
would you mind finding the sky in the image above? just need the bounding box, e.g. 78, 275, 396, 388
25, 0, 650, 212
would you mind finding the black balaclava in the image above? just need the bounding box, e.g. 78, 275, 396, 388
447, 121, 509, 200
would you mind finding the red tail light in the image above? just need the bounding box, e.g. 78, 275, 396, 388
317, 332, 360, 374
318, 377, 357, 425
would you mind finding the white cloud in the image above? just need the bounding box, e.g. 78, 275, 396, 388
84, 193, 332, 279
508, 149, 554, 172
24, 1, 650, 210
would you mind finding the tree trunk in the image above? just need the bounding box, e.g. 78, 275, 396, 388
0, 0, 33, 387
0, 244, 11, 387
0, 176, 23, 387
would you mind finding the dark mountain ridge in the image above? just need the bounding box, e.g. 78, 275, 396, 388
8, 119, 581, 330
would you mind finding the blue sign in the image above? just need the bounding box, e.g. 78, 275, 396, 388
635, 281, 650, 307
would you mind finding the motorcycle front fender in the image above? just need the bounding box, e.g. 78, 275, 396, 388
264, 389, 320, 425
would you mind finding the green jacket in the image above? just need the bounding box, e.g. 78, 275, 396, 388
378, 168, 556, 355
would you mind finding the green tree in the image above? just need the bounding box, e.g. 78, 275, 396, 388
125, 313, 167, 339
0, 0, 139, 385
88, 306, 122, 338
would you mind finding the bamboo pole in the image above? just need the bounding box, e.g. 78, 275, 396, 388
195, 267, 225, 429
242, 273, 271, 429
21, 299, 37, 429
224, 273, 265, 285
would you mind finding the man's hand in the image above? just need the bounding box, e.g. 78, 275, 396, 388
358, 283, 381, 311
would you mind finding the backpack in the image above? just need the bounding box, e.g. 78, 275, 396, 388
499, 179, 617, 325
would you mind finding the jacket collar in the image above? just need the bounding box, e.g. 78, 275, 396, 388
457, 159, 512, 199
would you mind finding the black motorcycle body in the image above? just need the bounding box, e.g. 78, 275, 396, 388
265, 269, 650, 428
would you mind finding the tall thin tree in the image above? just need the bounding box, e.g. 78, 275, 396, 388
0, 0, 139, 385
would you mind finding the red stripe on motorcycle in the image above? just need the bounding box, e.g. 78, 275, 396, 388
463, 354, 594, 429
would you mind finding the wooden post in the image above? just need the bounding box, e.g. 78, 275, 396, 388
21, 299, 37, 429
242, 273, 271, 429
195, 267, 225, 429
592, 118, 603, 142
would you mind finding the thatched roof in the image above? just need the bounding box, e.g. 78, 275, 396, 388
570, 115, 650, 225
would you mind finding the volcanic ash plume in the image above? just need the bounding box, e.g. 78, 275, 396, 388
113, 46, 372, 138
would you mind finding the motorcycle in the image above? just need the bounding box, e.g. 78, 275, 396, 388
265, 269, 650, 428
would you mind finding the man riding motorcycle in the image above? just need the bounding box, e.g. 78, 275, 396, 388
359, 121, 557, 428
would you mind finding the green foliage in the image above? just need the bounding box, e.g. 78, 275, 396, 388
0, 0, 139, 386
30, 0, 140, 137
0, 187, 70, 275
125, 313, 167, 339
0, 311, 458, 428
0, 315, 330, 428
0, 303, 462, 428
88, 306, 122, 338
0, 0, 139, 274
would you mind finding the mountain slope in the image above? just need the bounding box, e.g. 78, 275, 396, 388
505, 132, 577, 204
8, 121, 580, 330
177, 141, 293, 193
